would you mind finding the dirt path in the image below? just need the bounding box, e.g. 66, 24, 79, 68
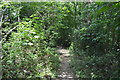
56, 48, 76, 80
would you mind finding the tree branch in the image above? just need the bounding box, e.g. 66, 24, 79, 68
1, 25, 19, 43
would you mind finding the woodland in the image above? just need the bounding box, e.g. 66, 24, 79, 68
0, 1, 120, 79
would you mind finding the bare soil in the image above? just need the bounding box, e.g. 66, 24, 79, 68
56, 48, 76, 80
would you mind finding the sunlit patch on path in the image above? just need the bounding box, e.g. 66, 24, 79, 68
57, 48, 76, 80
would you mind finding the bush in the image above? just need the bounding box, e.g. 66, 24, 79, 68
2, 19, 60, 78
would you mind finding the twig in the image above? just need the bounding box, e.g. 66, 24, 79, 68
1, 25, 19, 43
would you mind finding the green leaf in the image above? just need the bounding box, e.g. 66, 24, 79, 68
97, 6, 109, 14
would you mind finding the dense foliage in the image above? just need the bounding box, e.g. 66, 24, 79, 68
1, 1, 120, 79
1, 2, 62, 78
70, 2, 120, 78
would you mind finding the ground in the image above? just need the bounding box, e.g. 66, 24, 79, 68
56, 48, 76, 80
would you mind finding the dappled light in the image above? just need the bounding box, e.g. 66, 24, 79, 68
1, 1, 120, 80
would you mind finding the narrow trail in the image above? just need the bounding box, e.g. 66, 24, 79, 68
56, 48, 76, 80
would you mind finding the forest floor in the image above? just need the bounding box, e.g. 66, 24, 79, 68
56, 48, 76, 80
